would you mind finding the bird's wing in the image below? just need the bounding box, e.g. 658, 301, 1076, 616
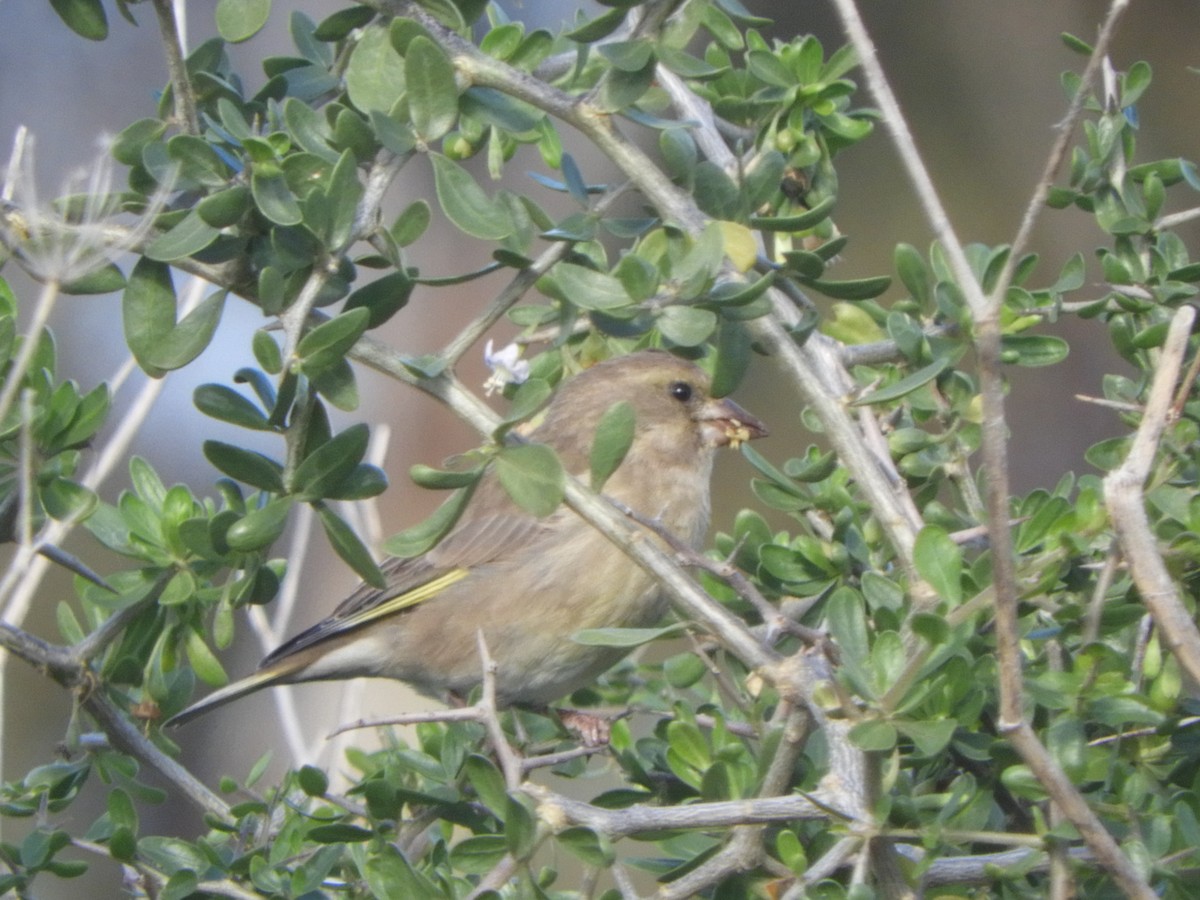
260, 509, 554, 666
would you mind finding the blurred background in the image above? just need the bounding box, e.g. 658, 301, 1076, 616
1, 1, 1197, 893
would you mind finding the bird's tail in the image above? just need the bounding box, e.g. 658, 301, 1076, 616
165, 665, 293, 728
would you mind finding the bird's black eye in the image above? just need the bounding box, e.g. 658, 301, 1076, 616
668, 381, 693, 402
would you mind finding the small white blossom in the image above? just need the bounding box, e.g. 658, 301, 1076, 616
482, 340, 530, 395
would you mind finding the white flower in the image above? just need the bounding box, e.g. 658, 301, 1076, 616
482, 340, 530, 395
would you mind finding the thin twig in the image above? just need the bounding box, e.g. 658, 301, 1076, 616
1105, 305, 1200, 685
149, 0, 200, 134
441, 182, 633, 366
475, 630, 524, 788
1158, 205, 1200, 230
614, 499, 833, 652
991, 0, 1132, 307
827, 0, 988, 317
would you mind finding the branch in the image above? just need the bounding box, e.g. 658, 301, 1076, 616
1105, 305, 1200, 683
149, 0, 199, 135
826, 0, 988, 317
992, 0, 1133, 305
0, 620, 230, 821
523, 783, 832, 836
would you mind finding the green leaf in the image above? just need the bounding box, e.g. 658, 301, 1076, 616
360, 845, 442, 900
294, 424, 370, 500
323, 150, 363, 250
659, 127, 698, 183
590, 401, 635, 490
251, 167, 303, 226
346, 25, 406, 114
325, 464, 387, 501
147, 291, 226, 373
297, 308, 370, 374
548, 262, 630, 310
894, 243, 930, 306
1001, 334, 1069, 367
297, 765, 329, 796
49, 0, 107, 40
216, 0, 271, 42
203, 441, 285, 492
370, 110, 418, 156
430, 153, 513, 240
1054, 252, 1086, 293
309, 823, 373, 843
283, 97, 339, 162
852, 357, 950, 406
107, 788, 137, 830
802, 274, 892, 301
753, 49, 802, 88
225, 497, 293, 552
1085, 436, 1130, 472
167, 134, 231, 188
824, 587, 869, 668
121, 258, 172, 377
694, 161, 740, 219
198, 185, 252, 227
407, 36, 458, 141
144, 209, 220, 262
849, 719, 898, 752
319, 504, 384, 586
62, 263, 126, 295
1060, 32, 1094, 55
310, 358, 360, 411
186, 627, 228, 686
711, 320, 753, 398
313, 6, 376, 41
599, 58, 656, 112
463, 755, 507, 814
599, 39, 654, 72
504, 794, 537, 860
194, 384, 270, 430
557, 827, 615, 867
410, 464, 484, 490
913, 525, 963, 606
40, 478, 97, 522
384, 486, 474, 558
749, 196, 836, 232
565, 7, 627, 43
664, 651, 707, 688
449, 835, 508, 875
253, 330, 283, 374
344, 271, 413, 327
658, 305, 718, 346
494, 443, 563, 517
390, 200, 431, 247
497, 378, 552, 428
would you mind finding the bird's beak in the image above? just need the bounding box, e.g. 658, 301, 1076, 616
698, 397, 768, 449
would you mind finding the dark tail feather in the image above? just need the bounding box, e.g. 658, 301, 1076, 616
165, 666, 291, 728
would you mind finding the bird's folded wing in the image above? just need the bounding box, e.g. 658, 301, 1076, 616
260, 511, 554, 665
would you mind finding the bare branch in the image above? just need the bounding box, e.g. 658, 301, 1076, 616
1105, 305, 1200, 683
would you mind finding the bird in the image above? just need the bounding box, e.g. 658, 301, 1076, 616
167, 350, 767, 727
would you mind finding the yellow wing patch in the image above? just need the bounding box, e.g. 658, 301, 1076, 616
341, 568, 471, 629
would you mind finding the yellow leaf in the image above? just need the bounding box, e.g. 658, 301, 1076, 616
717, 220, 758, 272
822, 302, 885, 345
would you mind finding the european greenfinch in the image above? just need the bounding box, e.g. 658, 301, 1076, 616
168, 350, 766, 726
